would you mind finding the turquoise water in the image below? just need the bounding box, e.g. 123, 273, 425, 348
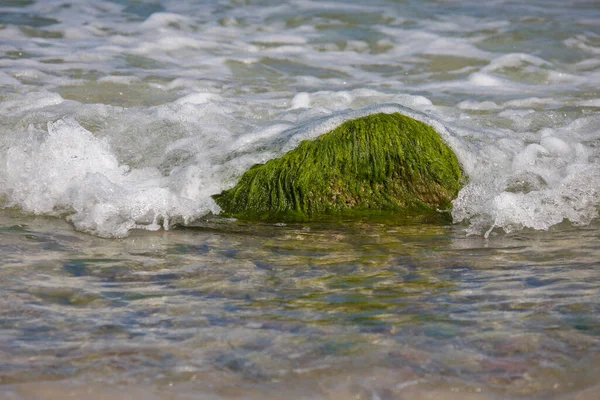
1, 0, 600, 398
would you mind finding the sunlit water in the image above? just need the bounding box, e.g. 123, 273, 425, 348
1, 0, 600, 398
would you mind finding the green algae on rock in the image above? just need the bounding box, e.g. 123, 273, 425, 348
213, 112, 464, 221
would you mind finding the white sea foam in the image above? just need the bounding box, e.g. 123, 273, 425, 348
290, 92, 311, 109
0, 0, 599, 236
1, 117, 213, 237
98, 75, 141, 85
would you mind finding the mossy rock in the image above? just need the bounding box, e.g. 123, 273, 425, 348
213, 112, 464, 221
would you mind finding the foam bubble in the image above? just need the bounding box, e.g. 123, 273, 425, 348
141, 12, 195, 30
540, 136, 575, 159
468, 73, 505, 87
290, 92, 311, 109
253, 34, 308, 45
458, 100, 500, 111
175, 92, 220, 105
98, 75, 141, 85
485, 53, 551, 71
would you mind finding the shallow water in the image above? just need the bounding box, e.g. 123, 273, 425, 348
2, 212, 600, 399
1, 0, 600, 398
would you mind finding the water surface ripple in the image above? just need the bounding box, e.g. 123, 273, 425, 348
2, 214, 600, 399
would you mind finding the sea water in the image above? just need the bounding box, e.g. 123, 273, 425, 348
1, 0, 599, 398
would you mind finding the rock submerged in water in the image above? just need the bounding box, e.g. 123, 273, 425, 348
213, 112, 464, 221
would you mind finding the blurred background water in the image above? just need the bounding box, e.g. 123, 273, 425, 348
1, 0, 600, 398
